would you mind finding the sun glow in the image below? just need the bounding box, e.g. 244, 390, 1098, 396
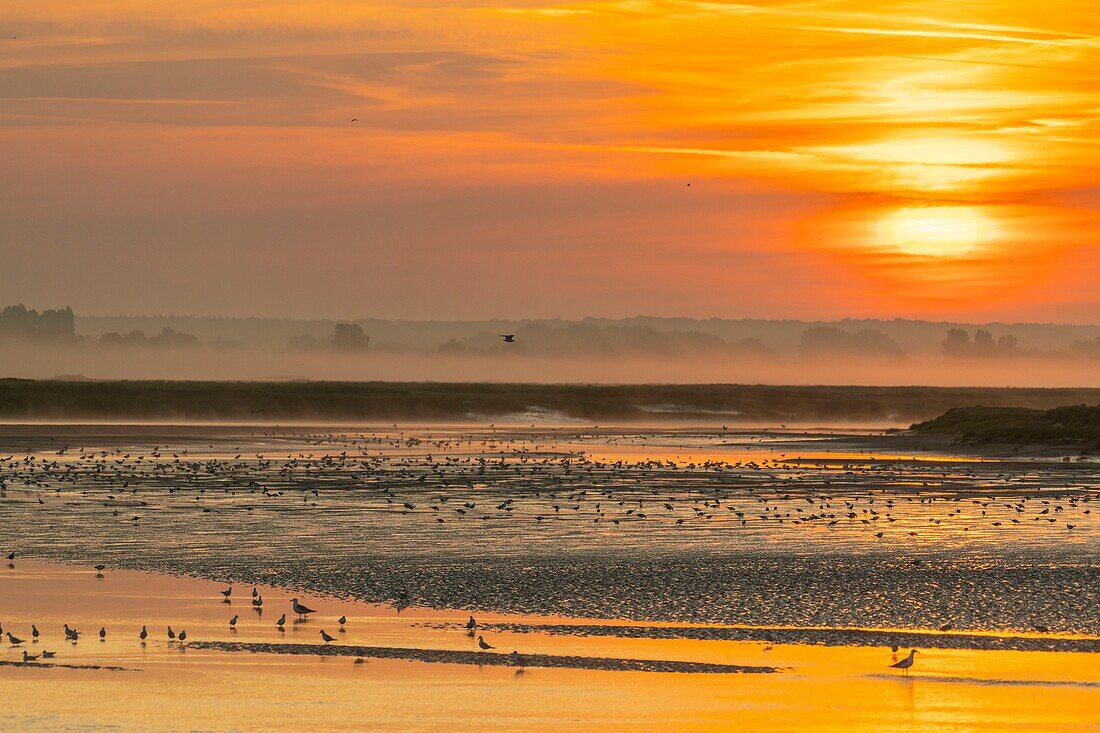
883, 206, 986, 257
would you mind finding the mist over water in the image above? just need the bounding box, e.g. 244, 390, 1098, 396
4, 343, 1100, 388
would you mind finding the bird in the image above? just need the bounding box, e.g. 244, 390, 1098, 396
31, 625, 39, 641
94, 564, 106, 572
477, 635, 494, 650
178, 630, 187, 643
338, 615, 347, 626
291, 598, 316, 618
499, 334, 515, 343
350, 118, 358, 124
465, 616, 476, 630
229, 615, 238, 629
22, 651, 39, 662
252, 587, 258, 598
167, 626, 176, 641
7, 632, 25, 645
320, 630, 336, 643
6, 551, 15, 561
276, 613, 286, 629
890, 649, 917, 675
221, 587, 232, 600
99, 627, 106, 640
140, 626, 148, 642
41, 650, 56, 659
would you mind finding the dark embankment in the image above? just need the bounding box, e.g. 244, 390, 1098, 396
913, 404, 1100, 447
3, 379, 1100, 424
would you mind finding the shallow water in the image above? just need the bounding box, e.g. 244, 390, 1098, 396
1, 424, 1097, 637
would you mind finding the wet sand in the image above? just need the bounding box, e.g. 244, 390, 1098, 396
0, 423, 1097, 729
0, 561, 1097, 732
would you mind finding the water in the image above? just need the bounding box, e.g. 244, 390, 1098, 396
2, 424, 1096, 638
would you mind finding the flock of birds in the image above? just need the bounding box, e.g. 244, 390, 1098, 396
0, 429, 1093, 551
5, 560, 921, 675
3, 564, 511, 669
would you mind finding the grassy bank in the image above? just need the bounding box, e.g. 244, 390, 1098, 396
2, 379, 1100, 424
912, 404, 1100, 447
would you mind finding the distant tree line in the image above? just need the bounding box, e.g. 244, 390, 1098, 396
0, 304, 75, 340
100, 327, 201, 348
287, 323, 370, 352
942, 329, 1021, 358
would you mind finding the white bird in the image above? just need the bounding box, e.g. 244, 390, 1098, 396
890, 649, 918, 675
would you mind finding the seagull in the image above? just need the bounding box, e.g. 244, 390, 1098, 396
7, 632, 25, 645
41, 650, 56, 659
291, 598, 316, 618
276, 613, 286, 629
890, 649, 917, 675
99, 627, 106, 640
31, 625, 39, 641
167, 626, 176, 641
320, 630, 336, 643
140, 626, 148, 642
22, 651, 39, 662
477, 635, 494, 650
499, 334, 515, 343
229, 615, 238, 629
178, 630, 187, 643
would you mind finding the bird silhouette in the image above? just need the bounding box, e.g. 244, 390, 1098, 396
291, 598, 316, 618
477, 635, 494, 650
320, 630, 336, 643
890, 649, 917, 675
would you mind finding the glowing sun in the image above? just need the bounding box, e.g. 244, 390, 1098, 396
883, 206, 985, 257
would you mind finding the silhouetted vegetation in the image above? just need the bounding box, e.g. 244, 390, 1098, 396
942, 329, 1022, 358
287, 323, 371, 351
1, 380, 1100, 423
0, 304, 75, 341
100, 327, 200, 348
913, 404, 1100, 447
799, 327, 904, 359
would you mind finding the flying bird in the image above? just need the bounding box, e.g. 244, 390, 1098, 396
499, 334, 515, 343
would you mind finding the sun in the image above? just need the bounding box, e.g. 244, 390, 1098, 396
882, 206, 985, 257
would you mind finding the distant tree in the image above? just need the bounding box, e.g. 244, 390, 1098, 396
942, 329, 972, 357
147, 327, 200, 348
1069, 337, 1100, 359
332, 323, 370, 351
799, 327, 905, 359
996, 334, 1020, 357
0, 304, 75, 340
972, 329, 997, 357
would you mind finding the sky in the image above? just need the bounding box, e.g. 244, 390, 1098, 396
1, 0, 1098, 322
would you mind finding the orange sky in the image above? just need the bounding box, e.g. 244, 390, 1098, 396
1, 1, 1097, 321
